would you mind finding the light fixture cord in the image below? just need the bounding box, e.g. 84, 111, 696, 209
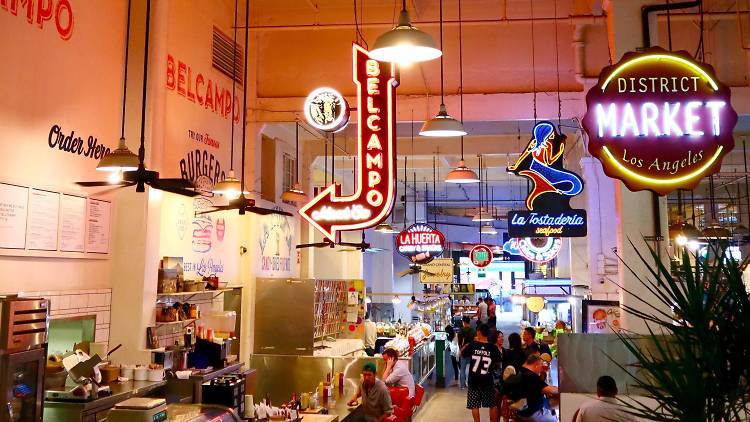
228, 0, 238, 172
439, 0, 444, 105
332, 132, 336, 184
530, 0, 537, 122
137, 0, 151, 173
295, 122, 300, 184
240, 0, 250, 192
433, 156, 437, 225
554, 0, 561, 127
458, 0, 465, 160
120, 0, 132, 140
478, 154, 483, 244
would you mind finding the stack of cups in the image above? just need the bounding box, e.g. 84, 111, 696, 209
243, 395, 254, 419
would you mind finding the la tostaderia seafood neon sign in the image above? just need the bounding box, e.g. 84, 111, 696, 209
582, 47, 737, 195
299, 45, 398, 242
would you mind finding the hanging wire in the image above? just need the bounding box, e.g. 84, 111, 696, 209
458, 0, 465, 160
353, 0, 368, 49
324, 137, 328, 186
695, 1, 705, 60
530, 0, 537, 122
478, 154, 483, 244
332, 132, 336, 184
120, 0, 132, 140
228, 0, 238, 170
239, 0, 250, 192
439, 0, 445, 105
433, 156, 437, 225
666, 0, 673, 51
553, 0, 561, 127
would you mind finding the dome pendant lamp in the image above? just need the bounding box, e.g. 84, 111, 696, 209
419, 0, 466, 138
370, 0, 441, 65
281, 122, 308, 203
444, 0, 477, 184
97, 0, 139, 174
213, 0, 248, 201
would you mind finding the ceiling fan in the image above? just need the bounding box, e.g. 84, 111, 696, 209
397, 263, 436, 278
76, 0, 197, 198
337, 231, 388, 254
195, 0, 291, 218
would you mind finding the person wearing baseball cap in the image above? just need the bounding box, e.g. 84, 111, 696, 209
347, 362, 393, 422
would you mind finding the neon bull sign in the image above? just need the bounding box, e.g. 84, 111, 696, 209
582, 48, 736, 195
299, 45, 398, 242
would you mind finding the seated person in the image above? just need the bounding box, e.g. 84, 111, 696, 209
348, 362, 393, 422
382, 348, 416, 398
517, 354, 559, 422
573, 375, 635, 422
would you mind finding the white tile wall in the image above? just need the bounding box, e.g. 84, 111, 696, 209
17, 289, 113, 344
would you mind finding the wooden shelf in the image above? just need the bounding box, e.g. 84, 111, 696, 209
154, 318, 196, 327
156, 288, 233, 297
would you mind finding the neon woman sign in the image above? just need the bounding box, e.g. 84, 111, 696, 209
299, 45, 397, 242
583, 48, 737, 195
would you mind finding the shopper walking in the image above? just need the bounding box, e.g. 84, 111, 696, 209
458, 316, 476, 389
477, 298, 489, 326
505, 332, 526, 371
445, 325, 460, 384
363, 312, 377, 356
522, 327, 551, 356
465, 323, 502, 422
515, 354, 559, 422
487, 298, 497, 329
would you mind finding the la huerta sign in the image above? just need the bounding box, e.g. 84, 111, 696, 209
507, 122, 587, 238
582, 48, 736, 195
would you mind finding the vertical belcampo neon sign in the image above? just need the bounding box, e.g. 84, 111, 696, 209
299, 45, 398, 242
582, 48, 737, 195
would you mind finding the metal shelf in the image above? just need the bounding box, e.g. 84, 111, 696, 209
156, 288, 233, 301
154, 318, 196, 327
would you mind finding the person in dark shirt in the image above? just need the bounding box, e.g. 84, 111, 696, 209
504, 332, 527, 371
465, 323, 501, 422
522, 327, 551, 356
517, 354, 559, 422
458, 315, 476, 389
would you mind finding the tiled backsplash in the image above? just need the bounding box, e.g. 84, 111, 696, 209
18, 289, 112, 344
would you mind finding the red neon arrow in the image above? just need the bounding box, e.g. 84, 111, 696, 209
299, 45, 398, 242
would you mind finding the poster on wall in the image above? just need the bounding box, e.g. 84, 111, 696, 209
85, 198, 111, 254
26, 189, 60, 251
507, 121, 586, 238
0, 183, 29, 249
59, 194, 86, 252
582, 300, 621, 334
257, 214, 296, 277
582, 47, 737, 194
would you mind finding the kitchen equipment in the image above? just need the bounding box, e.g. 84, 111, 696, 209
202, 374, 246, 416
106, 397, 167, 422
89, 342, 108, 360
147, 367, 164, 382
151, 350, 173, 370
120, 365, 134, 379
188, 339, 228, 369
133, 366, 147, 381
100, 366, 120, 384
202, 311, 236, 339
0, 296, 49, 422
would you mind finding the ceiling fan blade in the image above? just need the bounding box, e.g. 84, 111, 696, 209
151, 183, 200, 197
366, 247, 388, 253
196, 205, 237, 215
245, 206, 293, 216
337, 248, 358, 252
296, 241, 334, 249
338, 242, 369, 249
76, 181, 131, 187
155, 178, 196, 189
397, 268, 417, 278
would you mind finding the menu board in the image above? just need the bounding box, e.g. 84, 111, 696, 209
582, 300, 621, 334
85, 199, 111, 254
26, 189, 60, 251
59, 194, 86, 252
0, 183, 29, 249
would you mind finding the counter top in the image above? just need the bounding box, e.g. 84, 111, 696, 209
44, 379, 167, 412
189, 362, 245, 381
302, 415, 339, 422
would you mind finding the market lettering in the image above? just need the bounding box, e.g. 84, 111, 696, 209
0, 0, 74, 40
179, 149, 226, 186
166, 54, 240, 123
594, 101, 725, 138
47, 124, 110, 160
616, 76, 701, 93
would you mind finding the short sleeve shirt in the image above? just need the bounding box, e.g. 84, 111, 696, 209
465, 341, 501, 389
362, 379, 393, 422
517, 367, 548, 417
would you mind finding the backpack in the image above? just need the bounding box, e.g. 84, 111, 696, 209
502, 370, 525, 401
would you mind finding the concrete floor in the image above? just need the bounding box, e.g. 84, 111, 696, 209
413, 387, 478, 422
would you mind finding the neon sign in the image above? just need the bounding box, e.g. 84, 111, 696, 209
582, 48, 737, 195
517, 237, 563, 263
507, 121, 587, 238
396, 223, 445, 265
299, 45, 398, 242
303, 87, 350, 132
469, 244, 493, 268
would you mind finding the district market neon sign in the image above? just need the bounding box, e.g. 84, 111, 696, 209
582, 48, 737, 195
299, 45, 398, 242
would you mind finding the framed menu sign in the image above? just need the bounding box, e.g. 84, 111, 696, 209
85, 198, 111, 254
59, 194, 86, 252
26, 189, 60, 251
0, 183, 29, 249
582, 300, 621, 334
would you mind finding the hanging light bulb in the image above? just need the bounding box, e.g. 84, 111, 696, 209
281, 122, 308, 204
391, 296, 402, 304
420, 104, 467, 137
212, 169, 247, 200
97, 137, 139, 172
369, 1, 441, 65
703, 221, 732, 239
374, 223, 398, 234
480, 224, 497, 235
107, 170, 123, 184
472, 209, 494, 222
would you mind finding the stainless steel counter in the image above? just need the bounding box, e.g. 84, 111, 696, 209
43, 380, 167, 421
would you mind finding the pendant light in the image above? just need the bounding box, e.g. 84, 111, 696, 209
213, 0, 248, 200
703, 175, 732, 238
480, 225, 498, 235
369, 0, 441, 65
281, 122, 308, 203
419, 0, 465, 137
97, 0, 139, 174
444, 0, 477, 184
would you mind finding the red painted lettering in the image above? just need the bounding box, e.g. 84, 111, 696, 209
36, 0, 52, 28
177, 61, 186, 96
195, 74, 204, 105
166, 55, 175, 90
54, 0, 72, 40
